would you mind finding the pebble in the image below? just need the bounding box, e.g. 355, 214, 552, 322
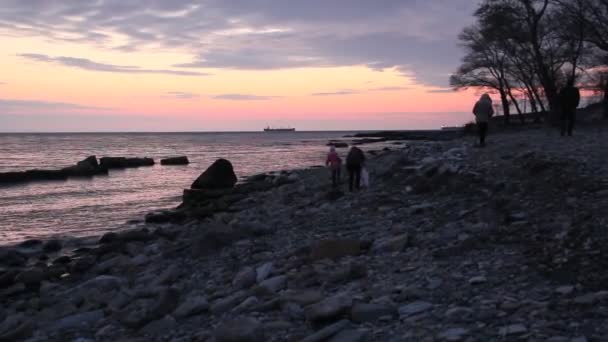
398, 301, 433, 318
498, 324, 528, 336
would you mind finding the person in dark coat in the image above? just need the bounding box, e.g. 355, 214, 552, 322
472, 94, 494, 147
559, 79, 581, 136
346, 146, 365, 192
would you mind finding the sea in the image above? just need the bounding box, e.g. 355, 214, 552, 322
0, 131, 372, 246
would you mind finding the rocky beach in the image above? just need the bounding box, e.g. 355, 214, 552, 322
1, 125, 607, 341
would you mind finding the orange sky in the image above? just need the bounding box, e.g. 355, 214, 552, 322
0, 2, 482, 132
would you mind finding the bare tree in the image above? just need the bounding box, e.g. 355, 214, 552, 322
451, 25, 516, 123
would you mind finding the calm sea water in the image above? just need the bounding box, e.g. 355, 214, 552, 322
0, 132, 364, 245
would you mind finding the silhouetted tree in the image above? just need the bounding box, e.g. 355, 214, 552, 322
451, 25, 515, 123
455, 0, 592, 123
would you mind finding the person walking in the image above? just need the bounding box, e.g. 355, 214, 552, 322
346, 146, 365, 192
326, 146, 342, 187
472, 93, 494, 147
559, 79, 581, 137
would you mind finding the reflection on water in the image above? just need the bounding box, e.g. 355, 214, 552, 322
0, 132, 360, 245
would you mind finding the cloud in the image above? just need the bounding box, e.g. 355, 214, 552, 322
426, 88, 455, 93
212, 94, 281, 101
0, 98, 112, 112
165, 91, 199, 99
311, 89, 359, 96
0, 0, 476, 87
369, 86, 410, 91
311, 86, 410, 96
0, 82, 5, 85
19, 53, 210, 76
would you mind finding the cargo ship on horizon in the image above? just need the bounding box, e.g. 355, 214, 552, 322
263, 126, 296, 132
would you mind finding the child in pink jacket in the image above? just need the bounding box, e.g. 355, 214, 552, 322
326, 146, 342, 187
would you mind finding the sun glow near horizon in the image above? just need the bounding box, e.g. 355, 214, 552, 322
0, 1, 480, 132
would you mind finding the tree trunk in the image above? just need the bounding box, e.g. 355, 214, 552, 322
528, 89, 538, 113
507, 90, 524, 124
531, 87, 546, 123
500, 89, 510, 124
604, 91, 608, 120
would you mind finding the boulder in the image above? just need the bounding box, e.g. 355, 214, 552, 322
300, 320, 350, 342
350, 303, 397, 323
214, 317, 265, 342
306, 294, 353, 324
49, 310, 104, 332
191, 159, 237, 190
62, 156, 107, 177
257, 276, 287, 294
310, 239, 363, 260
398, 301, 433, 318
118, 229, 150, 242
160, 156, 189, 165
0, 169, 67, 184
371, 234, 410, 254
15, 268, 45, 286
328, 329, 368, 342
210, 292, 249, 315
140, 316, 177, 336
0, 249, 27, 267
42, 239, 63, 253
0, 314, 33, 341
327, 141, 349, 148
18, 239, 43, 248
99, 232, 119, 244
233, 267, 257, 289
145, 210, 185, 224
119, 288, 179, 329
256, 262, 273, 283
99, 157, 154, 169
0, 270, 19, 289
192, 222, 240, 255
174, 296, 209, 318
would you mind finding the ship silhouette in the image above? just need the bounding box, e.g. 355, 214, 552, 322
263, 126, 296, 132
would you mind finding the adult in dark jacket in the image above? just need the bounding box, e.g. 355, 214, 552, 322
559, 79, 581, 136
346, 146, 365, 192
472, 94, 494, 147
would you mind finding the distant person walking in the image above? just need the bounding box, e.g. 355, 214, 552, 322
472, 93, 494, 147
559, 79, 581, 137
346, 146, 365, 192
326, 146, 342, 187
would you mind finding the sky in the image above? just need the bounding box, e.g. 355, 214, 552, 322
0, 0, 482, 132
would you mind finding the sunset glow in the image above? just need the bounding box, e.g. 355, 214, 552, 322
0, 0, 481, 132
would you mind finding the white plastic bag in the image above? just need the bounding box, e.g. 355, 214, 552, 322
360, 167, 370, 188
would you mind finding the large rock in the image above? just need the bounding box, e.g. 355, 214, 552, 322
300, 320, 350, 342
0, 169, 68, 184
350, 303, 397, 323
192, 222, 241, 255
174, 296, 209, 318
214, 317, 265, 342
191, 159, 238, 190
160, 156, 189, 165
0, 314, 33, 341
49, 310, 104, 332
62, 156, 107, 177
398, 301, 433, 318
306, 295, 353, 324
99, 157, 154, 169
233, 267, 257, 290
0, 156, 109, 185
42, 239, 63, 253
0, 249, 27, 267
119, 288, 179, 329
15, 268, 45, 287
310, 239, 363, 260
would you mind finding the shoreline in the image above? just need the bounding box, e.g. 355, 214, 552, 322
1, 125, 607, 340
